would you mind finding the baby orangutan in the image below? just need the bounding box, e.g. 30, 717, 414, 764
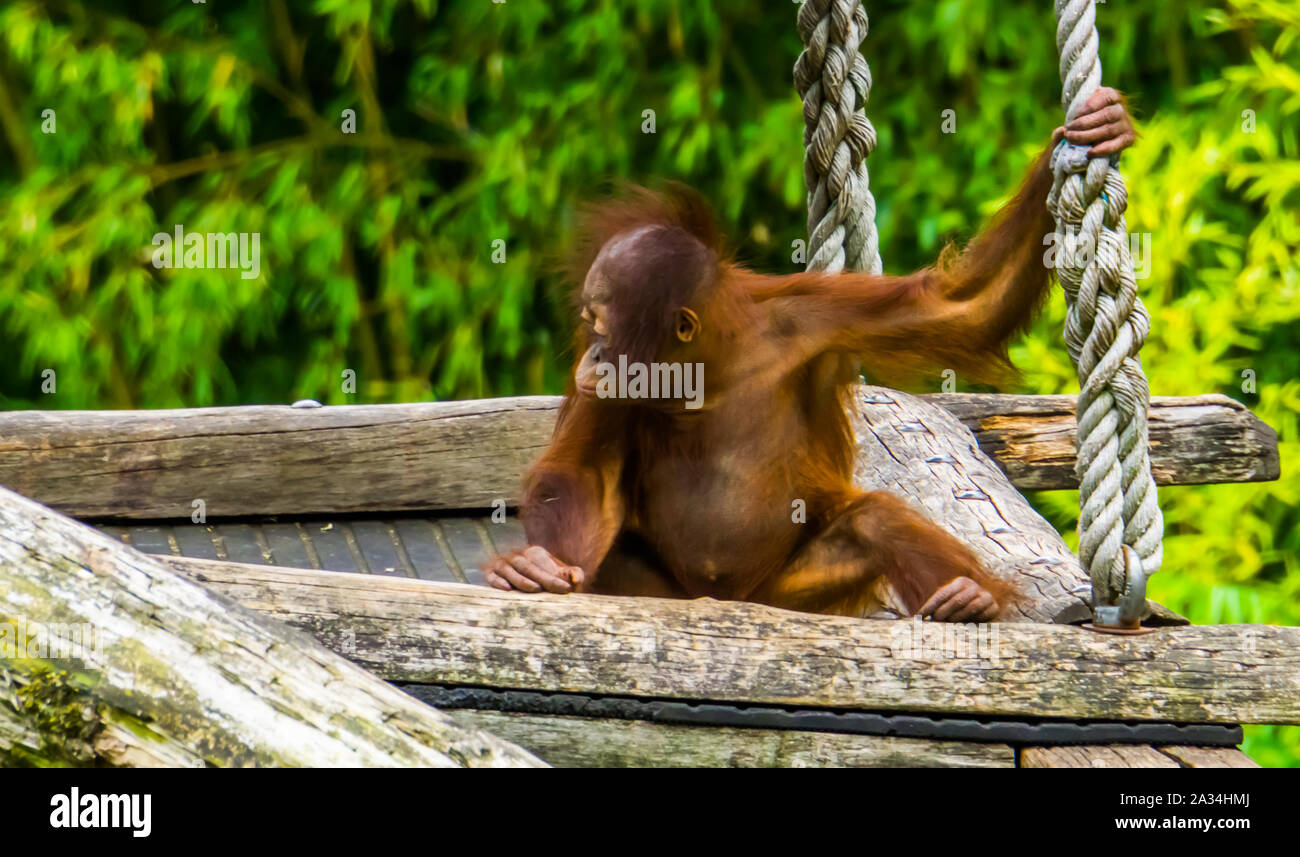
485, 89, 1136, 622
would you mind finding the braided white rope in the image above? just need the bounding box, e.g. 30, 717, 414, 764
794, 0, 881, 274
1048, 0, 1162, 605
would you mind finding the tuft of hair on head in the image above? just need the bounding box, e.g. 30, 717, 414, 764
564, 181, 726, 293
560, 182, 729, 366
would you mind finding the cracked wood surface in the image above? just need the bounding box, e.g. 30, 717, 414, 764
160, 555, 1300, 725
1155, 745, 1261, 768
0, 486, 545, 768
0, 390, 1276, 520
0, 397, 557, 519
446, 710, 1015, 768
1020, 745, 1182, 768
1020, 744, 1260, 768
930, 392, 1278, 490
850, 387, 1087, 623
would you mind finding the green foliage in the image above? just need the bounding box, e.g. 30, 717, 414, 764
0, 0, 1294, 763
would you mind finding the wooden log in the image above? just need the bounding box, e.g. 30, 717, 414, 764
0, 486, 544, 768
1156, 746, 1260, 768
850, 387, 1086, 622
930, 392, 1279, 491
159, 556, 1300, 726
0, 397, 555, 521
0, 391, 1276, 520
1020, 745, 1181, 768
447, 710, 1014, 768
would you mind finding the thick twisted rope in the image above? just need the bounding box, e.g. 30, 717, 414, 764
794, 0, 881, 274
1048, 0, 1162, 606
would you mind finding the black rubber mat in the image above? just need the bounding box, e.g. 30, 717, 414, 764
399, 684, 1244, 747
98, 513, 529, 584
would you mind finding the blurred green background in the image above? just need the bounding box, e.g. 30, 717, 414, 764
0, 0, 1295, 764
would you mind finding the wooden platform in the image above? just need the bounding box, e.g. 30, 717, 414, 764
159, 555, 1288, 768
0, 393, 1284, 768
157, 556, 1300, 724
78, 525, 1273, 768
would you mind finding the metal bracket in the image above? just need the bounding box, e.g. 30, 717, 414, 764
1083, 545, 1157, 635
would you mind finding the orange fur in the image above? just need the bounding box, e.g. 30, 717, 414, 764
511, 145, 1060, 620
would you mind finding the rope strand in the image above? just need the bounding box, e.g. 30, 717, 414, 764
794, 0, 881, 274
1048, 0, 1163, 607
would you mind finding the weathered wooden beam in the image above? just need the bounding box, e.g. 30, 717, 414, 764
0, 397, 555, 521
1020, 745, 1181, 768
1156, 746, 1260, 768
447, 710, 1015, 768
0, 487, 544, 768
1019, 744, 1259, 768
0, 392, 1276, 520
930, 393, 1279, 491
160, 555, 1300, 726
851, 387, 1087, 623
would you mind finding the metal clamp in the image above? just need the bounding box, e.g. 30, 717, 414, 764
1083, 546, 1157, 635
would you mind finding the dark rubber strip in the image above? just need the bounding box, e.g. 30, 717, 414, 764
397, 684, 1243, 747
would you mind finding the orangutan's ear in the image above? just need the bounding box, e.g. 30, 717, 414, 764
675, 307, 701, 343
